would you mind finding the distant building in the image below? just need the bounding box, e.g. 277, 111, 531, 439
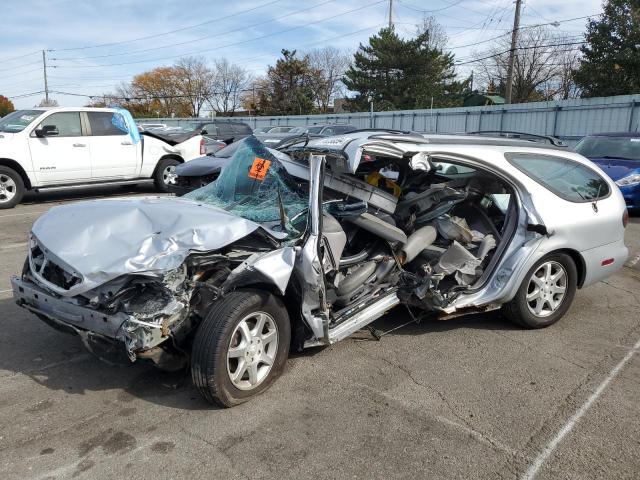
463, 94, 506, 107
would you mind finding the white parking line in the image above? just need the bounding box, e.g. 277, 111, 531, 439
521, 337, 640, 480
0, 242, 27, 250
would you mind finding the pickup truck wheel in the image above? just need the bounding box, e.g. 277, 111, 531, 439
502, 253, 577, 328
191, 290, 290, 407
0, 167, 25, 209
154, 158, 180, 193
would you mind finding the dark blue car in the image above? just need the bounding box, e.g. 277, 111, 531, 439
574, 132, 640, 210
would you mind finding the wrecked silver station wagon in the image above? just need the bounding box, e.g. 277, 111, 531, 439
12, 133, 629, 406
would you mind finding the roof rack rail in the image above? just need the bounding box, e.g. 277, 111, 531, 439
467, 130, 567, 147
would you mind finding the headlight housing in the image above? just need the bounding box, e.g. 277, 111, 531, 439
615, 173, 640, 187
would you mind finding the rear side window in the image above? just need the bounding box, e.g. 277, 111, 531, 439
202, 123, 217, 135
507, 153, 610, 202
232, 123, 252, 135
217, 123, 234, 137
88, 112, 128, 136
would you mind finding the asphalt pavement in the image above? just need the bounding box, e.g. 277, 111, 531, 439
1, 186, 639, 479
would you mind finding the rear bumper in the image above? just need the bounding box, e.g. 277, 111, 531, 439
580, 238, 629, 288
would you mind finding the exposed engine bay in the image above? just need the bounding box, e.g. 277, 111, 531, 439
13, 135, 516, 371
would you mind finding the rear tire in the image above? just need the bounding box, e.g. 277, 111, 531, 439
191, 290, 290, 407
0, 166, 25, 209
502, 253, 577, 328
153, 158, 180, 193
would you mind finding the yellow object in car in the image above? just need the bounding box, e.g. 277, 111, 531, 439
366, 171, 402, 198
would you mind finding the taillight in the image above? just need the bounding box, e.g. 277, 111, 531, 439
622, 208, 629, 228
199, 137, 205, 155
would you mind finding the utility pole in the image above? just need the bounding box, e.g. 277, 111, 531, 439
505, 0, 522, 104
388, 0, 393, 28
42, 50, 49, 104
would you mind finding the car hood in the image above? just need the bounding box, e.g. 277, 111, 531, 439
30, 196, 282, 296
588, 157, 640, 181
176, 155, 228, 177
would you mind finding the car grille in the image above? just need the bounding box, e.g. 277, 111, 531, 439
29, 236, 82, 290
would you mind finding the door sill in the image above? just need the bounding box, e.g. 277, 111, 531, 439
34, 178, 153, 192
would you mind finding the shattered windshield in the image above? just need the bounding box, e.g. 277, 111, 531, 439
0, 109, 42, 133
185, 136, 309, 237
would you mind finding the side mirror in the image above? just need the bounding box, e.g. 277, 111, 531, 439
35, 125, 59, 138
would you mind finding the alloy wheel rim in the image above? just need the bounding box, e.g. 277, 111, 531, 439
0, 174, 17, 203
227, 311, 278, 391
526, 261, 567, 317
163, 165, 177, 185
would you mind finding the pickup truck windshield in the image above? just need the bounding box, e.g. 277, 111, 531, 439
575, 136, 640, 161
0, 110, 42, 133
185, 136, 308, 237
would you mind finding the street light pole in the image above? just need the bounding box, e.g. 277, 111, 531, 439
42, 50, 49, 104
505, 0, 522, 104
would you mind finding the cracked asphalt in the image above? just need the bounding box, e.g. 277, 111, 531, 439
1, 186, 639, 480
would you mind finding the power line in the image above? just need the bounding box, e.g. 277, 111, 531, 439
0, 50, 41, 64
455, 41, 585, 65
53, 0, 339, 62
49, 0, 284, 52
50, 0, 386, 69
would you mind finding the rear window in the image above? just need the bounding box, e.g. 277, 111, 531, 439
506, 153, 610, 202
88, 111, 128, 136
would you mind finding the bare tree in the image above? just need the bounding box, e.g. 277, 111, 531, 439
174, 56, 216, 117
305, 47, 351, 113
474, 26, 580, 102
209, 59, 251, 116
417, 15, 448, 50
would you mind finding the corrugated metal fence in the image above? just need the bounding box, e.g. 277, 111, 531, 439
139, 94, 640, 146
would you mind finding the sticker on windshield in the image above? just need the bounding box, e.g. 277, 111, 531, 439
20, 115, 34, 121
249, 157, 271, 180
631, 139, 640, 142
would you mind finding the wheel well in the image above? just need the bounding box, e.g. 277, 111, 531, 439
152, 154, 184, 177
0, 158, 32, 189
554, 248, 586, 288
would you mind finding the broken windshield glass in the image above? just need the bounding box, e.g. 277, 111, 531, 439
185, 136, 309, 238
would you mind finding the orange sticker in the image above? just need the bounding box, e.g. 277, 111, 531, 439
249, 157, 271, 180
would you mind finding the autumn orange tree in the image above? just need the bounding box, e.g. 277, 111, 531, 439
0, 95, 15, 117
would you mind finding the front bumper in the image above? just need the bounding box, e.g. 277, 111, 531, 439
11, 275, 171, 358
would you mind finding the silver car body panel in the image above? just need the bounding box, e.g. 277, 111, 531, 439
29, 196, 286, 296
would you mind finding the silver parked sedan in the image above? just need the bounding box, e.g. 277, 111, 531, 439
12, 132, 628, 406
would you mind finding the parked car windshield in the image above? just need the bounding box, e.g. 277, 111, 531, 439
574, 136, 640, 161
185, 136, 308, 236
0, 110, 42, 133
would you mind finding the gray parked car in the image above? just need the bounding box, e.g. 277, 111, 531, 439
12, 132, 628, 406
256, 123, 356, 146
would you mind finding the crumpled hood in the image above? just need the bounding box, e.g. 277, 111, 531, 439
31, 196, 271, 295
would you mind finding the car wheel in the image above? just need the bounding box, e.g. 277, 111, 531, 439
0, 166, 25, 209
191, 290, 291, 407
154, 158, 180, 193
502, 253, 577, 328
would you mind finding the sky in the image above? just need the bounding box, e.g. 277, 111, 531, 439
0, 0, 605, 110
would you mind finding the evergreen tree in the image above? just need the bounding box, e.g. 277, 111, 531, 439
257, 50, 316, 115
343, 27, 468, 111
574, 0, 640, 97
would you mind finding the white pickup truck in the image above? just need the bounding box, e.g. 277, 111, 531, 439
0, 107, 205, 209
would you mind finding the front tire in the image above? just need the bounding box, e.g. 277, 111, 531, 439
0, 166, 25, 209
191, 290, 291, 407
502, 253, 577, 328
153, 158, 180, 193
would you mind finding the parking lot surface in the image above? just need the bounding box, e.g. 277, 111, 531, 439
1, 187, 639, 479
